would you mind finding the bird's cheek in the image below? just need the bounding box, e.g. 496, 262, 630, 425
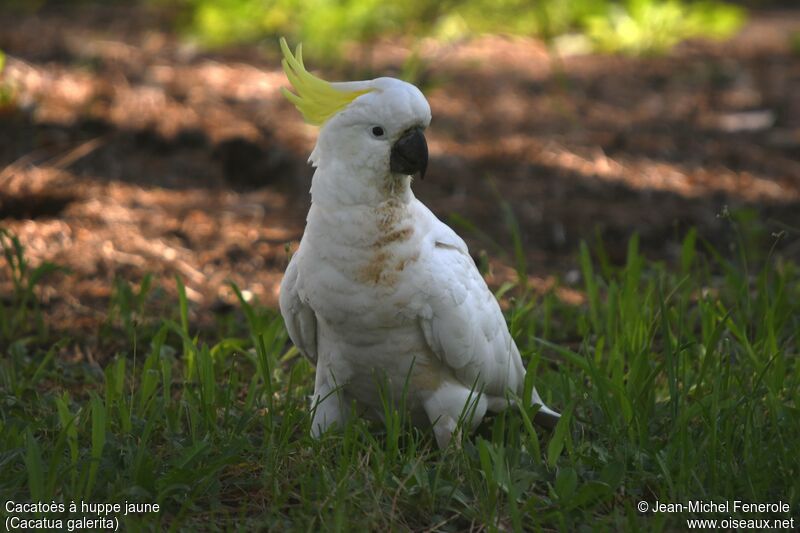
361, 150, 389, 175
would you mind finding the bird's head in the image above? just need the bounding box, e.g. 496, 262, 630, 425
280, 39, 431, 186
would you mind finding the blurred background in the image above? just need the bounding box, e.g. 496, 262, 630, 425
0, 0, 798, 339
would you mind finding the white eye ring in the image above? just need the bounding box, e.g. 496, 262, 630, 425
370, 125, 386, 138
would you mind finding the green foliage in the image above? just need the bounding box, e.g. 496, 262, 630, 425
0, 220, 798, 528
0, 0, 46, 14
453, 0, 608, 42
791, 31, 800, 56
165, 0, 745, 58
0, 49, 16, 109
175, 0, 454, 58
586, 0, 745, 55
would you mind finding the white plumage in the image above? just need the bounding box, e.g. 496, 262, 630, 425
279, 74, 559, 447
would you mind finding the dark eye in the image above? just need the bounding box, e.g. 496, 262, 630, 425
371, 126, 385, 137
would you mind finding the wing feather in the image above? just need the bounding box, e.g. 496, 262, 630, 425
279, 253, 318, 363
417, 206, 525, 398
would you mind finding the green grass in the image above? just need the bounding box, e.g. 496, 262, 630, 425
0, 216, 798, 531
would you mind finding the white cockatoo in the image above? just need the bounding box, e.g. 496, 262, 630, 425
278, 39, 560, 448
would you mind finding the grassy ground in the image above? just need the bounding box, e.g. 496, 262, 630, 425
1, 214, 799, 531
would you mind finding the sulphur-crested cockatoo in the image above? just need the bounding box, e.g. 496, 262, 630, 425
278, 39, 560, 447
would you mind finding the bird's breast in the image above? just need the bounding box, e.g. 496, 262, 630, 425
296, 202, 426, 342
356, 226, 419, 288
307, 198, 422, 291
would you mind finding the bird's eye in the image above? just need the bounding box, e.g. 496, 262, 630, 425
371, 126, 385, 138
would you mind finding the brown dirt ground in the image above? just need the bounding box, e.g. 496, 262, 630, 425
1, 5, 799, 343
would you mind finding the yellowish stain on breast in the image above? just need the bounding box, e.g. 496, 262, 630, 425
357, 200, 419, 287
358, 251, 392, 285
373, 227, 413, 248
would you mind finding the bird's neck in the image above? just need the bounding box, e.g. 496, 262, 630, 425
309, 161, 413, 209
305, 162, 417, 256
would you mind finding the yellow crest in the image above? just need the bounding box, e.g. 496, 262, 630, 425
279, 38, 372, 126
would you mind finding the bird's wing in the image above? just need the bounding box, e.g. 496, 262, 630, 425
415, 204, 525, 398
279, 252, 318, 363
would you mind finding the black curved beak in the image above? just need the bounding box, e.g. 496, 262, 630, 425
390, 127, 428, 180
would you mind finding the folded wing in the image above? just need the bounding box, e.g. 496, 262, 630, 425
279, 253, 318, 363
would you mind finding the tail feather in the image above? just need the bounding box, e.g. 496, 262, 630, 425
487, 387, 561, 429
531, 388, 561, 430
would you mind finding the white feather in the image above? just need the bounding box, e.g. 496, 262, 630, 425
279, 77, 559, 447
